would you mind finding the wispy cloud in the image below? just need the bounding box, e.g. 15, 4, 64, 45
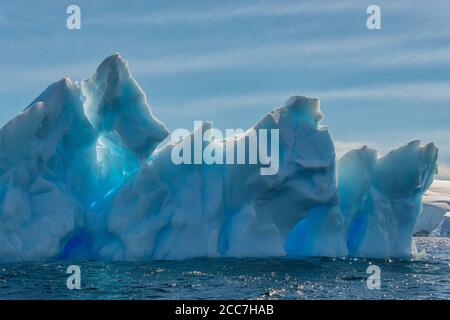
319, 82, 450, 100
3, 11, 450, 92
0, 63, 96, 93
363, 46, 450, 67
83, 0, 450, 27
84, 0, 364, 26
0, 35, 404, 91
159, 80, 450, 116
108, 29, 450, 75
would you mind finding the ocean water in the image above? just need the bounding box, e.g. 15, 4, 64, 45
0, 237, 448, 300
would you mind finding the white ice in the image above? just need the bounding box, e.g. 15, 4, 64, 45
0, 54, 441, 262
415, 180, 450, 237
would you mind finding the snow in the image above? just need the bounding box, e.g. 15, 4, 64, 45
0, 54, 443, 262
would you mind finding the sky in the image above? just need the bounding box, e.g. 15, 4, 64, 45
0, 0, 449, 179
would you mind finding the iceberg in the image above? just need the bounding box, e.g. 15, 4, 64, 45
414, 180, 450, 236
0, 54, 440, 262
0, 54, 168, 262
431, 213, 450, 237
86, 96, 338, 260
339, 142, 438, 258
286, 142, 438, 258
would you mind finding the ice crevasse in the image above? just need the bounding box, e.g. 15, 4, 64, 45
0, 54, 439, 262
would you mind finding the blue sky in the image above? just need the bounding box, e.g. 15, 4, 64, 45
0, 0, 449, 179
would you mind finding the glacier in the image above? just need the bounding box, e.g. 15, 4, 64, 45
0, 54, 440, 262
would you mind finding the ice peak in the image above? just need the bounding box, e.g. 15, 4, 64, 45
283, 95, 323, 124
284, 95, 319, 108
25, 76, 79, 111
94, 53, 129, 80
81, 54, 169, 159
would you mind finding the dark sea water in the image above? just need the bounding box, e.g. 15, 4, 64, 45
0, 237, 448, 300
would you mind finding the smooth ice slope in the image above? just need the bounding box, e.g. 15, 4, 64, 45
0, 54, 440, 262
